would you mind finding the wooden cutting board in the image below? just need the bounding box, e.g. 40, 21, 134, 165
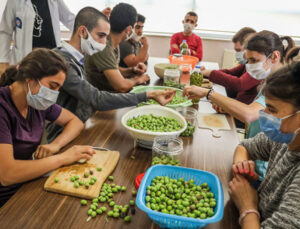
197, 113, 231, 138
44, 150, 120, 199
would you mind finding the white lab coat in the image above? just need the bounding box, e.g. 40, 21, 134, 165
0, 0, 75, 65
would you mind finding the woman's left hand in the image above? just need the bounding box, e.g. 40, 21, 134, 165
228, 174, 258, 213
34, 143, 61, 159
147, 89, 176, 106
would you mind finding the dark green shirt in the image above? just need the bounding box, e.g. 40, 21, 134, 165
85, 36, 120, 92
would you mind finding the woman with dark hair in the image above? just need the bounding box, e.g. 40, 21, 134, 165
183, 30, 294, 183
229, 61, 300, 228
0, 48, 95, 207
285, 46, 300, 63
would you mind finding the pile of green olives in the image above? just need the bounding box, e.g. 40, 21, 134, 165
127, 114, 183, 132
180, 121, 195, 137
152, 155, 180, 166
145, 176, 216, 219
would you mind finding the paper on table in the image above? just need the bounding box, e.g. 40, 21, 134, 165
197, 113, 231, 137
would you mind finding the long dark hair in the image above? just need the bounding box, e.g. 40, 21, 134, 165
285, 46, 300, 63
245, 30, 295, 63
0, 48, 67, 87
263, 61, 300, 109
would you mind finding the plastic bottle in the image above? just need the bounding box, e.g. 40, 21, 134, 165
190, 65, 203, 103
180, 40, 189, 50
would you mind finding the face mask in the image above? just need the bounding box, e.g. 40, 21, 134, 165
246, 61, 271, 80
27, 81, 59, 110
81, 29, 106, 56
183, 23, 194, 33
131, 31, 142, 42
259, 110, 300, 144
235, 51, 247, 65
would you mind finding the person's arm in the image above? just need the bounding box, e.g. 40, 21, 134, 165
35, 107, 84, 158
0, 144, 95, 186
58, 0, 75, 31
0, 0, 15, 65
194, 37, 203, 61
209, 72, 260, 93
104, 69, 150, 93
123, 38, 149, 67
260, 170, 300, 228
170, 34, 180, 54
183, 86, 264, 123
202, 64, 246, 78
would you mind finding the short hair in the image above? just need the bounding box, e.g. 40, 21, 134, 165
186, 11, 198, 21
137, 14, 146, 24
72, 7, 109, 35
232, 27, 256, 45
110, 3, 137, 34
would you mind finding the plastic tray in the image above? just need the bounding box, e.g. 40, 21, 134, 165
130, 86, 192, 109
136, 165, 224, 229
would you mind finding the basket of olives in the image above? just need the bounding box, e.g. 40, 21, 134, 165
136, 165, 224, 228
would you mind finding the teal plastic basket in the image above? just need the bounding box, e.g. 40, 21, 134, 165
130, 86, 193, 109
136, 165, 224, 229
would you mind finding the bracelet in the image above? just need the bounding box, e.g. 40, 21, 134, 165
206, 88, 214, 100
239, 209, 260, 226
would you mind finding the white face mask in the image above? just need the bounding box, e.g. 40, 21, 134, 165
183, 23, 194, 33
246, 58, 271, 80
235, 51, 247, 65
81, 29, 106, 56
131, 31, 142, 42
27, 81, 59, 110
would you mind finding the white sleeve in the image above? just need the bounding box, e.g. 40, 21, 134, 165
57, 0, 75, 31
0, 0, 16, 63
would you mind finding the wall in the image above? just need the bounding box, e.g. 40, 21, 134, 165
147, 35, 233, 67
61, 31, 234, 67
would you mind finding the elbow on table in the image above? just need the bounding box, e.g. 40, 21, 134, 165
0, 174, 16, 187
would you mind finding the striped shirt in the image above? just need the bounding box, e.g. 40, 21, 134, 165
241, 133, 300, 228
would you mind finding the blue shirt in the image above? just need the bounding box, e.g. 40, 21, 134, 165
246, 93, 269, 181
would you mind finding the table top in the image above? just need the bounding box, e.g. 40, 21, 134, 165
0, 57, 240, 229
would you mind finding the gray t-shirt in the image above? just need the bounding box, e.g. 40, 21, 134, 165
241, 133, 300, 228
85, 36, 120, 92
119, 39, 141, 68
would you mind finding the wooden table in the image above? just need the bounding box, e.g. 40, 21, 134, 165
0, 58, 240, 229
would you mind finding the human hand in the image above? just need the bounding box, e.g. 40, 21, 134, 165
140, 37, 148, 47
134, 62, 147, 75
60, 145, 95, 165
232, 160, 259, 181
147, 89, 176, 106
228, 174, 258, 213
34, 143, 61, 159
101, 7, 111, 19
135, 74, 150, 84
182, 85, 209, 99
202, 69, 212, 77
212, 103, 227, 114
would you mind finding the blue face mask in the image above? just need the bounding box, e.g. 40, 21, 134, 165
259, 110, 300, 144
26, 81, 59, 110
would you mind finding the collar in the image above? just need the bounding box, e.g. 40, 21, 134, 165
61, 41, 84, 64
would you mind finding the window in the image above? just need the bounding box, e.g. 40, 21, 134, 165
63, 0, 300, 38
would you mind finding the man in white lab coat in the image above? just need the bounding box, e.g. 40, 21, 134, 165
0, 0, 111, 75
0, 0, 75, 74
